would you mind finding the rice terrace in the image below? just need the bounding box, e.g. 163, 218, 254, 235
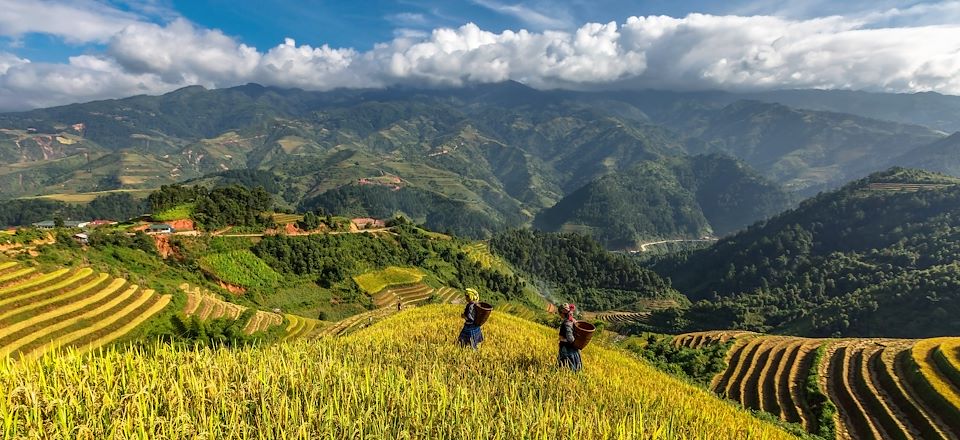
675, 332, 960, 439
5, 0, 960, 437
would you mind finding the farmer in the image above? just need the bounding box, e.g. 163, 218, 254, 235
557, 303, 582, 372
457, 288, 484, 349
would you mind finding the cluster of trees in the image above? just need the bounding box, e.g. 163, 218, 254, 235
0, 193, 147, 226
148, 185, 205, 212
87, 229, 157, 255
653, 168, 960, 337
150, 184, 275, 229
619, 333, 729, 386
253, 225, 525, 301
490, 229, 680, 310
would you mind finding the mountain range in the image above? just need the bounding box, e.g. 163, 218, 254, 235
2, 82, 960, 245
653, 168, 960, 338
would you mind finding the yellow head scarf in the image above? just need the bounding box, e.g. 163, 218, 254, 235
465, 288, 480, 303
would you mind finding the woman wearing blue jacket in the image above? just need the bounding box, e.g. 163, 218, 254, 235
557, 303, 582, 371
457, 288, 484, 349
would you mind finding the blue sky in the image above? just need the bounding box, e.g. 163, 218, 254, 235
1, 0, 959, 110
9, 0, 935, 60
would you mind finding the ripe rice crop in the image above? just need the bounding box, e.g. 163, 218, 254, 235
0, 305, 795, 439
682, 330, 960, 439
352, 266, 425, 294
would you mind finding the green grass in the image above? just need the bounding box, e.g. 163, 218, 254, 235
352, 266, 425, 294
152, 203, 194, 221
198, 250, 282, 288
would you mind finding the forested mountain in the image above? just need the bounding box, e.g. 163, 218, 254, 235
490, 229, 684, 311
739, 89, 960, 133
653, 168, 960, 338
647, 100, 942, 194
534, 155, 792, 248
1, 82, 956, 239
897, 132, 960, 177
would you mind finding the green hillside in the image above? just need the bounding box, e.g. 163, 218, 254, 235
654, 168, 960, 337
3, 83, 953, 239
535, 154, 792, 248
655, 101, 943, 194
491, 229, 685, 311
899, 132, 960, 177
0, 305, 796, 439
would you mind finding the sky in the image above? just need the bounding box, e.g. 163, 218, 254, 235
1, 0, 960, 110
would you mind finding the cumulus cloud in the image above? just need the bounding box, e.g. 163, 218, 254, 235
0, 0, 146, 43
3, 6, 960, 111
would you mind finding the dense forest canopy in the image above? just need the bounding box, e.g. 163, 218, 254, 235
150, 184, 274, 229
534, 154, 793, 248
490, 229, 683, 310
652, 168, 960, 337
0, 193, 147, 226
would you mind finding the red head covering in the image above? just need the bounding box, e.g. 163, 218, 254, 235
560, 303, 577, 321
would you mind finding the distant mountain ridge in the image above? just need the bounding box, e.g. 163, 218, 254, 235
1, 82, 957, 240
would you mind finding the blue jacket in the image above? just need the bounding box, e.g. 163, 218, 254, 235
559, 319, 577, 349
462, 302, 477, 326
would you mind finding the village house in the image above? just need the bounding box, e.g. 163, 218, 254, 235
147, 224, 175, 234
32, 220, 90, 230
351, 217, 386, 229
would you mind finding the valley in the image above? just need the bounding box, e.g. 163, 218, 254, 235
6, 1, 960, 437
4, 83, 959, 249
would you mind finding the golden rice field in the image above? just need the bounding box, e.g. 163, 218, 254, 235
282, 313, 327, 341
1, 306, 795, 439
463, 242, 513, 274
675, 331, 960, 439
497, 302, 542, 321
371, 283, 460, 308
0, 263, 170, 362
352, 266, 425, 294
181, 290, 291, 336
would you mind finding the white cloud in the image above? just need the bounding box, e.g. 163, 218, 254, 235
0, 0, 146, 43
0, 52, 29, 75
387, 12, 430, 26
3, 7, 960, 111
107, 19, 261, 84
469, 0, 572, 29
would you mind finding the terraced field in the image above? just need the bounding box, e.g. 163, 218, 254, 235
0, 264, 171, 361
371, 283, 461, 308
498, 302, 540, 321
674, 330, 756, 349
676, 331, 960, 439
463, 242, 513, 274
271, 213, 303, 224
316, 307, 396, 338
594, 311, 649, 324
866, 183, 954, 192
282, 314, 327, 341
434, 286, 461, 304
182, 291, 287, 336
